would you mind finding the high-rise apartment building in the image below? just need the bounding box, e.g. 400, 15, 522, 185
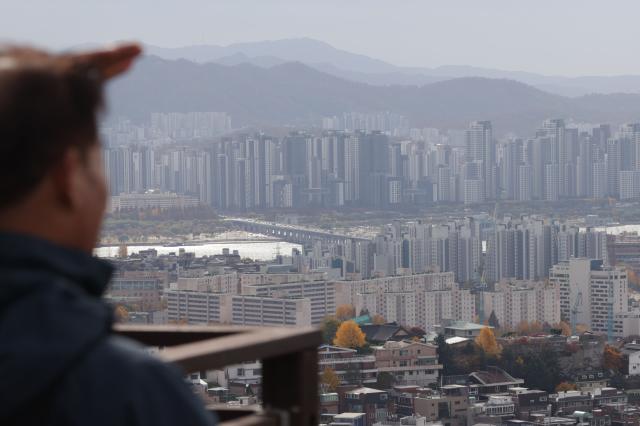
465, 121, 495, 200
549, 258, 627, 334
482, 280, 561, 330
335, 272, 476, 332
103, 121, 640, 211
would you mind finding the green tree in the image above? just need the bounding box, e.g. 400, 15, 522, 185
488, 310, 500, 329
320, 316, 341, 345
376, 371, 396, 390
436, 334, 454, 375
499, 345, 561, 392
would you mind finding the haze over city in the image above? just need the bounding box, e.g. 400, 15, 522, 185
4, 0, 640, 76
7, 2, 640, 426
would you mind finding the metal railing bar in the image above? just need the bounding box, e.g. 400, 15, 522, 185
114, 324, 263, 346
219, 415, 276, 426
159, 327, 321, 372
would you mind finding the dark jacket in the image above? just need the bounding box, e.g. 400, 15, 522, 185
0, 233, 216, 426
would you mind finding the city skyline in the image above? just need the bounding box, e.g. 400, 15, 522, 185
9, 5, 640, 425
102, 116, 640, 211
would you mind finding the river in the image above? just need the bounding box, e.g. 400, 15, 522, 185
95, 240, 302, 260
593, 224, 640, 235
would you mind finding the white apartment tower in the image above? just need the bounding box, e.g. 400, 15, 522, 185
550, 258, 627, 335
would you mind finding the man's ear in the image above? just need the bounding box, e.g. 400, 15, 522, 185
50, 148, 84, 210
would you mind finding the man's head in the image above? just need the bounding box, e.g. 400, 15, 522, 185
0, 44, 140, 253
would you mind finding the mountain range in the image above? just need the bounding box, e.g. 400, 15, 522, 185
107, 54, 640, 135
144, 38, 640, 97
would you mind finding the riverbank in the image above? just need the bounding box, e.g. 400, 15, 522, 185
95, 239, 302, 260
98, 230, 278, 247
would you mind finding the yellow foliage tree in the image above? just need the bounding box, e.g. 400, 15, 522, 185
555, 382, 577, 392
336, 304, 356, 321
320, 367, 340, 392
372, 314, 386, 325
476, 326, 501, 356
603, 345, 624, 373
114, 305, 129, 322
334, 320, 366, 349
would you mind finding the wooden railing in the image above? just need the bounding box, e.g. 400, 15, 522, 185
115, 324, 322, 426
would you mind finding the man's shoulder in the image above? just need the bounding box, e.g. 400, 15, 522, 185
91, 334, 162, 368
63, 334, 216, 425
81, 334, 184, 389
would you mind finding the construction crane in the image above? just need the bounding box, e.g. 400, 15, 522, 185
571, 291, 583, 335
474, 267, 488, 324
607, 284, 614, 342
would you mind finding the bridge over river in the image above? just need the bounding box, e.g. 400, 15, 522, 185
226, 218, 372, 246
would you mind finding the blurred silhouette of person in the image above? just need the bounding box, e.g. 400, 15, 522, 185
0, 44, 216, 425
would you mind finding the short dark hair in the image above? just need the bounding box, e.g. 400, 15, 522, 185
0, 52, 104, 209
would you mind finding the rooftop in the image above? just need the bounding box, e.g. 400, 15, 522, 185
334, 412, 366, 419
347, 387, 388, 395
360, 323, 412, 342
446, 336, 471, 345
445, 321, 489, 331
470, 367, 523, 385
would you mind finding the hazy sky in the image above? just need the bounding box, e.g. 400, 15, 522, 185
3, 0, 640, 76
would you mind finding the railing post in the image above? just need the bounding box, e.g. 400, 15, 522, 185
261, 348, 318, 426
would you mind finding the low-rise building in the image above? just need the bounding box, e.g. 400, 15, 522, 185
342, 388, 389, 426
372, 415, 428, 426
592, 387, 627, 408
574, 370, 609, 393
443, 367, 525, 399
373, 341, 442, 387
330, 412, 367, 426
441, 321, 488, 339
106, 277, 164, 311
468, 367, 525, 398
207, 360, 262, 388
550, 391, 593, 416
481, 395, 516, 421
510, 387, 549, 420
321, 392, 340, 416
319, 345, 377, 385
413, 385, 470, 426
621, 342, 640, 377
360, 324, 414, 344
110, 191, 200, 212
